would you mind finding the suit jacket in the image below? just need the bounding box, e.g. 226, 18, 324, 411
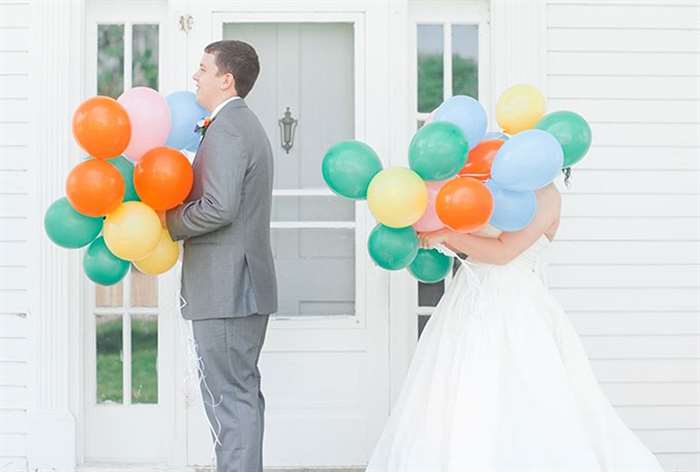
166, 98, 278, 319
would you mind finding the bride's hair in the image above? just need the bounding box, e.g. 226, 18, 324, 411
562, 167, 572, 188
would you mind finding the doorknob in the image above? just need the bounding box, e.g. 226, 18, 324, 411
278, 107, 298, 154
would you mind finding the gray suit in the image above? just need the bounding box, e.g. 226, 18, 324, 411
166, 98, 277, 472
166, 98, 277, 319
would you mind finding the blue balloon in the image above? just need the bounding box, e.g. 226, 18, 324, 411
433, 95, 487, 150
185, 136, 202, 153
165, 91, 208, 151
484, 131, 509, 141
491, 129, 564, 191
486, 180, 537, 232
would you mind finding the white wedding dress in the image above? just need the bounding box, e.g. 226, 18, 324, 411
366, 233, 665, 472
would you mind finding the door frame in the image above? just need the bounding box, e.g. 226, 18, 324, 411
27, 0, 545, 470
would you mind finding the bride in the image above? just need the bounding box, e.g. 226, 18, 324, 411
365, 174, 664, 472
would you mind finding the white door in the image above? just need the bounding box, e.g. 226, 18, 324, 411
81, 0, 181, 464
184, 8, 390, 469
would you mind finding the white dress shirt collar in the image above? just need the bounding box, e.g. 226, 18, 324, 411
210, 95, 241, 120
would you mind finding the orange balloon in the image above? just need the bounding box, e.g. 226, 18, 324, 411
459, 139, 504, 181
436, 177, 493, 232
134, 147, 194, 211
66, 159, 125, 217
72, 96, 132, 159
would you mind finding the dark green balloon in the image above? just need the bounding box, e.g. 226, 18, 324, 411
108, 155, 140, 202
83, 237, 130, 286
535, 111, 591, 168
408, 121, 469, 181
44, 197, 103, 248
408, 248, 453, 283
322, 140, 383, 199
367, 224, 419, 270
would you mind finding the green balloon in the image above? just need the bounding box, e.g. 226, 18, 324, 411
535, 111, 591, 168
409, 121, 469, 181
83, 237, 130, 286
44, 197, 103, 249
322, 140, 383, 199
408, 248, 453, 283
367, 224, 419, 270
108, 155, 140, 202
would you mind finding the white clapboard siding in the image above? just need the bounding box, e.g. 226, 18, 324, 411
546, 2, 700, 469
0, 0, 31, 469
548, 100, 700, 126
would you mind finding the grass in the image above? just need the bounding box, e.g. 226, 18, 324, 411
96, 316, 158, 404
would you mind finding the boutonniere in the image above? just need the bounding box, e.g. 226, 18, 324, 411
194, 116, 214, 137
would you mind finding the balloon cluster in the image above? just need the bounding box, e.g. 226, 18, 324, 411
44, 88, 208, 285
322, 84, 591, 283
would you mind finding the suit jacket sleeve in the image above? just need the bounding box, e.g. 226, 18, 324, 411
166, 125, 248, 241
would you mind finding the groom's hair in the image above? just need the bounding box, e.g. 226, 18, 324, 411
204, 40, 260, 98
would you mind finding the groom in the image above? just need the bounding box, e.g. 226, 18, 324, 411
164, 40, 278, 472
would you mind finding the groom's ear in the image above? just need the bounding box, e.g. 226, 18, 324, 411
220, 71, 237, 94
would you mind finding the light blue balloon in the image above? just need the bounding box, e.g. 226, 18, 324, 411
491, 129, 564, 191
484, 131, 509, 141
185, 136, 202, 152
433, 95, 487, 150
165, 91, 208, 151
486, 180, 537, 232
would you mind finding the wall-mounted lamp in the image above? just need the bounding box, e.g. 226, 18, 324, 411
278, 107, 298, 154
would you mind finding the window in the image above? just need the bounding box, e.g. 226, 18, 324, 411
93, 20, 160, 404
414, 20, 480, 338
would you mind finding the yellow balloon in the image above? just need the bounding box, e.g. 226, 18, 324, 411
496, 84, 546, 135
103, 201, 161, 261
134, 228, 179, 275
367, 167, 428, 228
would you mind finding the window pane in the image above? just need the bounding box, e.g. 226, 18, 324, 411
417, 24, 443, 113
96, 315, 123, 404
272, 196, 354, 222
452, 25, 478, 98
418, 314, 430, 339
130, 267, 158, 308
131, 315, 158, 404
97, 24, 124, 98
418, 280, 445, 307
272, 228, 354, 317
132, 24, 159, 89
96, 282, 123, 307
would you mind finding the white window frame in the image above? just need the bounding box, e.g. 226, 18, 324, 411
79, 0, 179, 464
408, 1, 491, 320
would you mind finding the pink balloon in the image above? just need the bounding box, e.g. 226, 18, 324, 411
117, 87, 171, 162
424, 108, 437, 125
413, 180, 449, 232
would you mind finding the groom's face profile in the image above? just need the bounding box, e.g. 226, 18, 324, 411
193, 52, 235, 112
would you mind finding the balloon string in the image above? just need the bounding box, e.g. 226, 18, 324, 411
176, 260, 222, 467
435, 244, 491, 321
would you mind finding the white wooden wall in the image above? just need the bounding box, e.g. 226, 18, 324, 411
544, 2, 700, 471
0, 0, 32, 470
